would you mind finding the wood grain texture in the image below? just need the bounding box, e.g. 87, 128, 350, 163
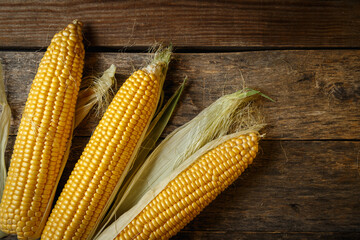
172, 231, 360, 240
4, 232, 360, 240
1, 2, 359, 239
1, 50, 359, 139
3, 138, 360, 239
0, 0, 359, 48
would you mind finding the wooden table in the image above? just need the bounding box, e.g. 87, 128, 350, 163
1, 1, 359, 239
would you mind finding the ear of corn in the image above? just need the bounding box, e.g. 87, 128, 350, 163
94, 79, 186, 237
41, 47, 172, 240
118, 132, 258, 239
0, 20, 84, 240
96, 131, 259, 240
94, 89, 267, 240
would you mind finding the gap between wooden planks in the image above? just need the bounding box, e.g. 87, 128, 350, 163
1, 50, 359, 140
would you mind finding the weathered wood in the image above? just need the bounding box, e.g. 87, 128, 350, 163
3, 231, 360, 240
0, 1, 359, 48
4, 138, 360, 239
173, 231, 360, 240
1, 50, 359, 139
178, 140, 360, 233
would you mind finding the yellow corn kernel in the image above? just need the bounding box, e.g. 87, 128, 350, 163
116, 132, 259, 240
42, 70, 162, 240
0, 20, 84, 240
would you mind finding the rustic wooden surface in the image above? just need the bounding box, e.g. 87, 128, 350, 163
1, 1, 360, 239
0, 1, 360, 48
2, 51, 359, 140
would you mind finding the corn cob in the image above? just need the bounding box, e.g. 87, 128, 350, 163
0, 21, 84, 239
41, 48, 171, 240
115, 132, 258, 240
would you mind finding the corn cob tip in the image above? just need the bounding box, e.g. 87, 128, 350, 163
153, 45, 172, 64
143, 45, 172, 89
50, 20, 84, 46
72, 19, 83, 26
66, 19, 83, 31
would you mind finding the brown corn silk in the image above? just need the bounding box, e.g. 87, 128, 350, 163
41, 48, 171, 240
0, 21, 84, 240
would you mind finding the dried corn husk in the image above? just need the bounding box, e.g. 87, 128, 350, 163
75, 64, 116, 126
0, 64, 10, 238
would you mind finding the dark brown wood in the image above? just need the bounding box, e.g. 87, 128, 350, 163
1, 1, 359, 239
1, 50, 359, 139
0, 1, 359, 48
4, 138, 360, 239
173, 231, 360, 240
3, 232, 360, 240
177, 140, 360, 233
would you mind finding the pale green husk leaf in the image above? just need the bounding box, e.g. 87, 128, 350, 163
75, 64, 116, 126
0, 64, 10, 238
95, 88, 267, 239
0, 64, 10, 201
0, 230, 6, 238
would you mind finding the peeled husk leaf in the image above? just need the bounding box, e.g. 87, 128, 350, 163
95, 88, 269, 239
75, 64, 116, 125
0, 64, 10, 238
0, 64, 10, 202
86, 46, 173, 240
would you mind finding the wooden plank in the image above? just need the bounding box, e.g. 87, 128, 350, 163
0, 1, 359, 48
172, 231, 360, 240
178, 140, 360, 233
3, 232, 360, 240
1, 50, 359, 139
4, 138, 360, 238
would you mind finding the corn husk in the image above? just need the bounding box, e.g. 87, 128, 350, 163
95, 88, 269, 239
0, 64, 10, 202
75, 64, 116, 126
0, 64, 10, 238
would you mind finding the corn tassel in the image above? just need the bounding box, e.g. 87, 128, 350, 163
0, 20, 84, 239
